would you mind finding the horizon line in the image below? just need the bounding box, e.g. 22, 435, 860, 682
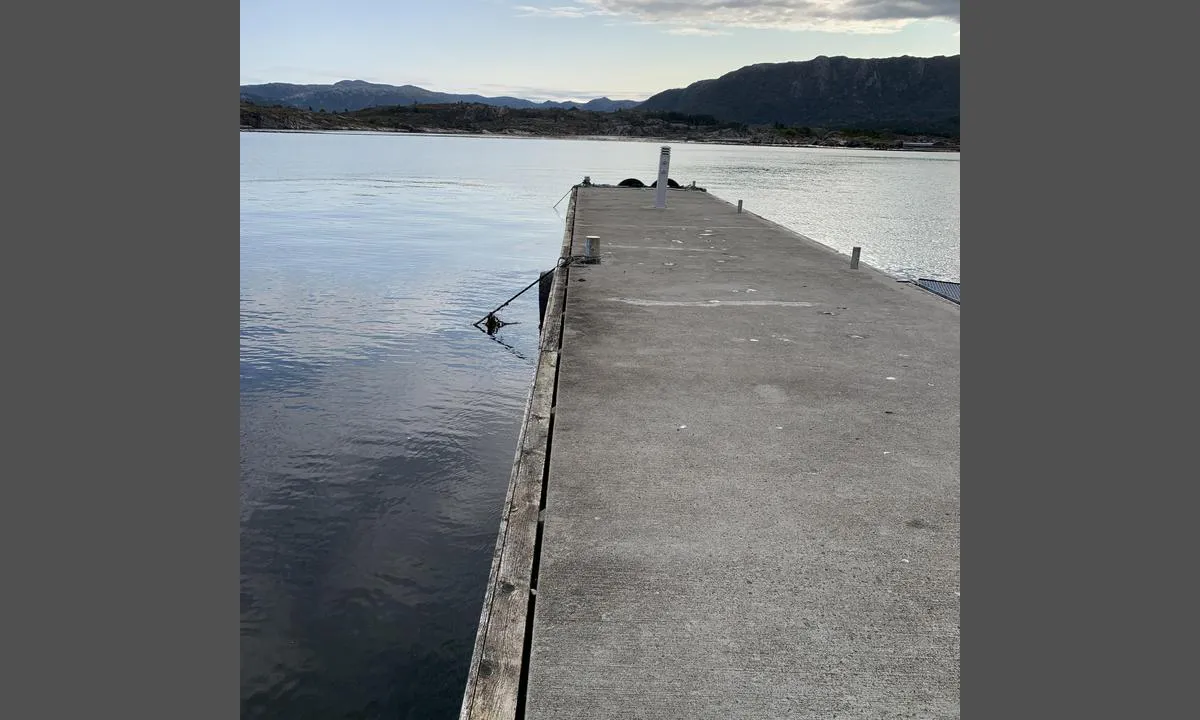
238, 80, 651, 104
239, 52, 960, 103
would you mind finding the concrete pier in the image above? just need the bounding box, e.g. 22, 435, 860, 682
461, 186, 960, 719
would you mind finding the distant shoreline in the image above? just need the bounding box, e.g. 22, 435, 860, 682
238, 127, 960, 154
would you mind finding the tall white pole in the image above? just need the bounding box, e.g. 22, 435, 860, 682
654, 146, 670, 209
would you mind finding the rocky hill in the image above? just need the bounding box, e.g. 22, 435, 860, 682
239, 79, 641, 113
638, 55, 959, 135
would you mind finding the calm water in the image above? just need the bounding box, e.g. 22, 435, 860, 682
240, 132, 959, 718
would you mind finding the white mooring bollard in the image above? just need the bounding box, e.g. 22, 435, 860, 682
584, 235, 601, 263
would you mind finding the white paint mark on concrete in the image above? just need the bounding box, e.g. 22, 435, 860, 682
610, 298, 816, 307
604, 244, 725, 253
575, 224, 760, 230
754, 385, 787, 403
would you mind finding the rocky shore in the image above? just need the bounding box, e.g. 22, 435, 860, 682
240, 102, 960, 152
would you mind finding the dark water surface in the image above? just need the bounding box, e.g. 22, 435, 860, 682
239, 132, 959, 718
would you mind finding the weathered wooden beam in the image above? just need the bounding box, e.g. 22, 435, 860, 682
458, 186, 576, 720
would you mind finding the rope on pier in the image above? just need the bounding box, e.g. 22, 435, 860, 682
553, 177, 593, 209
478, 180, 590, 332
552, 186, 575, 210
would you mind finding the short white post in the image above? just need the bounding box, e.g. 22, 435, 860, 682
850, 247, 861, 269
654, 146, 670, 209
737, 199, 743, 213
584, 235, 601, 263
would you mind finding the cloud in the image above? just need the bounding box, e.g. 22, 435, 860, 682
514, 4, 608, 17
516, 1, 960, 33
666, 27, 732, 36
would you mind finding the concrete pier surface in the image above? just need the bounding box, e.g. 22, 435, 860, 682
462, 186, 960, 719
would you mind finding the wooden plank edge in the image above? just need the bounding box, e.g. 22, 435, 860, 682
461, 350, 556, 720
459, 187, 575, 719
540, 186, 577, 353
457, 363, 540, 720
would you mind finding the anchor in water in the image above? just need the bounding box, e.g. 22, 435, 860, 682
483, 313, 507, 335
474, 268, 555, 336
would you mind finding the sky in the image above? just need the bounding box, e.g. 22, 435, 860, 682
240, 0, 960, 102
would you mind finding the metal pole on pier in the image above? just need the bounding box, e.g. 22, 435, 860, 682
654, 146, 670, 209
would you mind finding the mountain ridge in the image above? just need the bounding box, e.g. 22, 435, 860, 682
242, 55, 960, 133
239, 80, 642, 113
639, 55, 959, 134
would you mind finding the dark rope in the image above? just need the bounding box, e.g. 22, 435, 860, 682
474, 273, 546, 328
552, 184, 578, 209
477, 181, 587, 330
472, 255, 590, 328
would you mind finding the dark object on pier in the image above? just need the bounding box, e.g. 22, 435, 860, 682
537, 270, 554, 328
914, 278, 961, 304
649, 178, 682, 188
618, 178, 646, 188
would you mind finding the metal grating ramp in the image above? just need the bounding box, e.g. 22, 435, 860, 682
915, 278, 960, 304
